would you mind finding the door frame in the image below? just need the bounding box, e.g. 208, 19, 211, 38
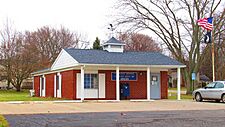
40, 75, 45, 97
150, 73, 161, 99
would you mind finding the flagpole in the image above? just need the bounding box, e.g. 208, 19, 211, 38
211, 16, 215, 82
198, 16, 215, 81
212, 30, 215, 82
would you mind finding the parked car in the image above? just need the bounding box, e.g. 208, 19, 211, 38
192, 81, 225, 102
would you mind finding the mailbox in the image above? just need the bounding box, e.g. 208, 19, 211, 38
120, 83, 130, 99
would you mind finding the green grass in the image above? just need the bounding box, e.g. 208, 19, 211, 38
168, 92, 193, 100
0, 115, 8, 127
168, 87, 192, 100
168, 87, 187, 91
0, 90, 60, 102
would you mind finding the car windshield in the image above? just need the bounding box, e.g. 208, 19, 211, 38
205, 82, 215, 88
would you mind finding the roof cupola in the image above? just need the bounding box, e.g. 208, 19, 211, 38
102, 37, 125, 53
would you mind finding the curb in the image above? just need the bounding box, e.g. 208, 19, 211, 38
4, 100, 83, 104
130, 99, 155, 102
53, 100, 82, 103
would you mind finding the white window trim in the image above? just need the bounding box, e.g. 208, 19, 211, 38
98, 73, 105, 98
54, 74, 56, 97
54, 72, 62, 98
40, 75, 46, 97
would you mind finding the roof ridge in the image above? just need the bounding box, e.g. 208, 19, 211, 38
124, 50, 161, 53
65, 48, 161, 53
64, 48, 107, 51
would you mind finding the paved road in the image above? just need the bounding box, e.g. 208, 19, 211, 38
4, 110, 225, 127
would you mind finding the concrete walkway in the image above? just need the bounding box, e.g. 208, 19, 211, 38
0, 100, 225, 115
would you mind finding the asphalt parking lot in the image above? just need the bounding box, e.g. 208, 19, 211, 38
2, 100, 225, 127
5, 109, 225, 127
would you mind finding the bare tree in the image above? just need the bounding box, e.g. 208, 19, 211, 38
0, 24, 81, 91
116, 0, 225, 93
0, 24, 39, 91
25, 26, 80, 68
215, 10, 225, 80
0, 22, 17, 89
118, 33, 162, 52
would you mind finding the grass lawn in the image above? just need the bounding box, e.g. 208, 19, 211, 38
168, 92, 193, 100
168, 87, 187, 91
0, 89, 192, 101
0, 115, 8, 127
0, 90, 60, 102
168, 87, 192, 100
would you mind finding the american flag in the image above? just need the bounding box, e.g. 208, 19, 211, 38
197, 17, 213, 31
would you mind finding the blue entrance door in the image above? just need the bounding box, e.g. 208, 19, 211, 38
150, 74, 161, 99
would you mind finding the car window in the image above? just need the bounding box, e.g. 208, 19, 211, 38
214, 82, 224, 88
206, 82, 216, 88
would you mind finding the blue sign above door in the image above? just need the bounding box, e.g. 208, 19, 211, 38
111, 72, 137, 81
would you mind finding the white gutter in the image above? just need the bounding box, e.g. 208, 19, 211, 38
32, 63, 186, 76
77, 63, 186, 68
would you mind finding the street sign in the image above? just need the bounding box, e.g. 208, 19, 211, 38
192, 73, 196, 80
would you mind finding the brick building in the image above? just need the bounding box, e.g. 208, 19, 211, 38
32, 37, 185, 101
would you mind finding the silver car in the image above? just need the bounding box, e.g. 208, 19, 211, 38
193, 81, 225, 102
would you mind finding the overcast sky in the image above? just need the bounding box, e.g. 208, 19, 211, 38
0, 0, 116, 42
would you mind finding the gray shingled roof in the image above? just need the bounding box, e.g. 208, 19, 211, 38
64, 48, 184, 66
103, 37, 125, 45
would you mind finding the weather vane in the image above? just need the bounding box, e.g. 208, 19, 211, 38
108, 24, 115, 37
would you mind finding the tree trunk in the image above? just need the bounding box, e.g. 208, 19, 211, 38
7, 78, 10, 90
15, 83, 21, 92
16, 86, 21, 92
183, 69, 193, 95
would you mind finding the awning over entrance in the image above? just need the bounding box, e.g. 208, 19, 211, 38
76, 64, 184, 101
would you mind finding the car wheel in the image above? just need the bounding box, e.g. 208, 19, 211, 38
195, 93, 202, 102
221, 94, 225, 103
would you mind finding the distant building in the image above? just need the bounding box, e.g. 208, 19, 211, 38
0, 65, 7, 89
0, 65, 32, 90
168, 69, 185, 87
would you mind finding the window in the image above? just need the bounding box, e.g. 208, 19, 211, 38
111, 45, 121, 48
206, 82, 216, 88
84, 74, 98, 89
215, 82, 224, 88
56, 75, 59, 90
41, 77, 44, 90
151, 76, 158, 81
